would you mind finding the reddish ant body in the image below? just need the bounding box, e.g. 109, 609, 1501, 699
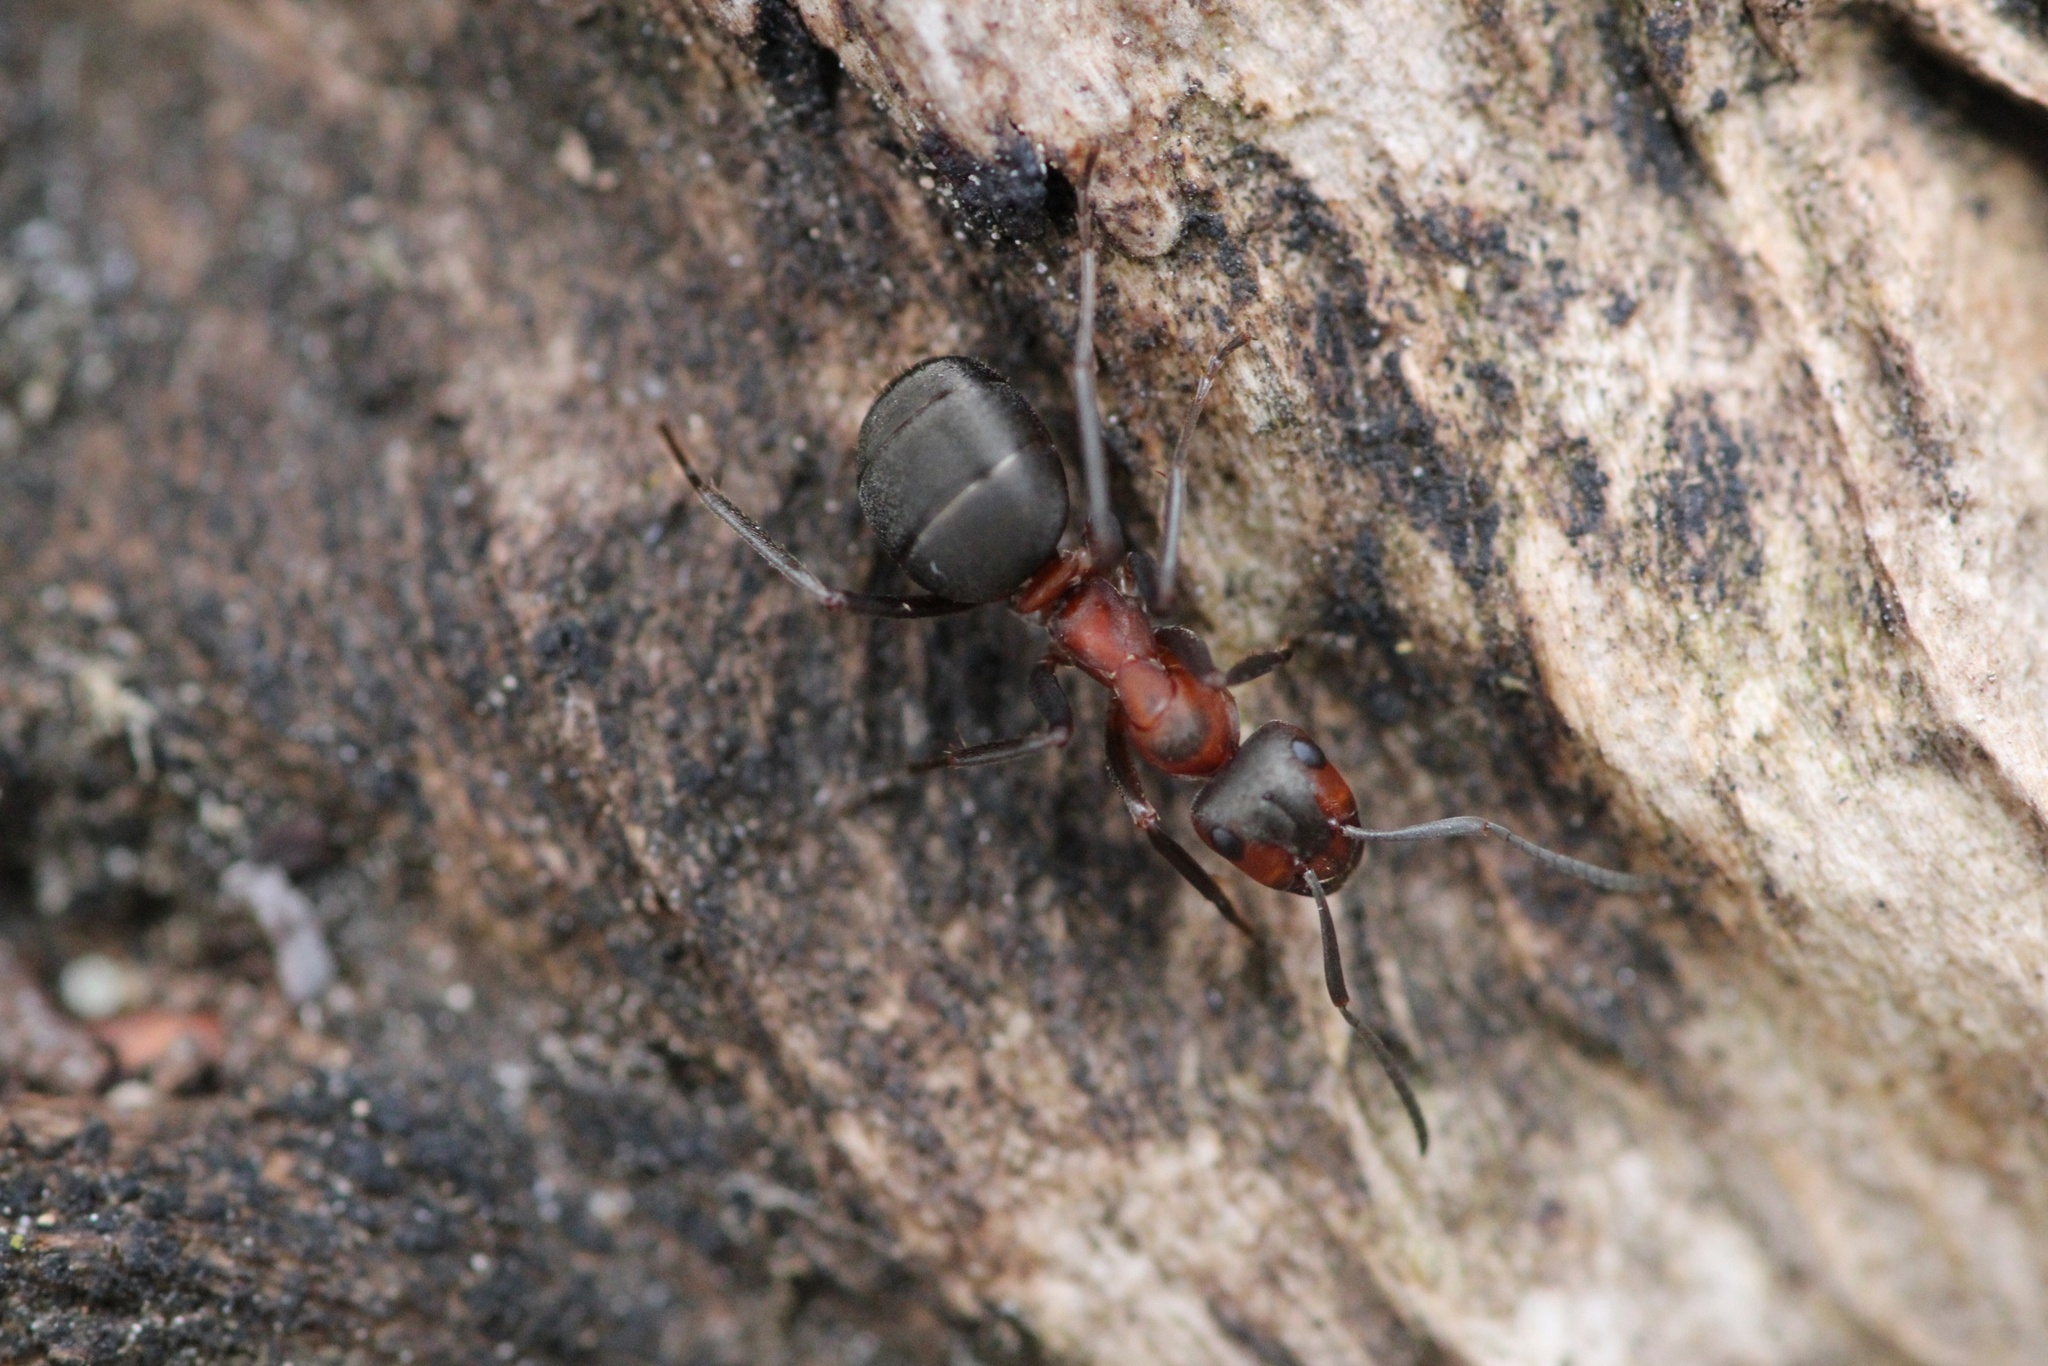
660, 172, 1660, 1153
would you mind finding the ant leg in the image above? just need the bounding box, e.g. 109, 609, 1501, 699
1150, 333, 1251, 615
1305, 871, 1428, 1155
1156, 626, 1291, 689
1105, 708, 1255, 937
1071, 153, 1124, 570
1223, 643, 1294, 687
1126, 547, 1160, 611
1338, 817, 1665, 895
910, 659, 1074, 772
1154, 625, 1225, 687
660, 422, 975, 620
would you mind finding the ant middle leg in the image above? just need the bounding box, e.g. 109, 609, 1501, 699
660, 422, 976, 621
1105, 707, 1254, 938
910, 658, 1073, 772
1304, 871, 1429, 1155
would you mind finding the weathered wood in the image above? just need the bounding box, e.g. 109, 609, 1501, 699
2, 0, 2045, 1361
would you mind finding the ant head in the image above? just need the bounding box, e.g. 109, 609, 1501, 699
1191, 721, 1362, 895
855, 357, 1070, 605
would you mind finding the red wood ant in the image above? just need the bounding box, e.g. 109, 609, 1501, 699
659, 171, 1661, 1154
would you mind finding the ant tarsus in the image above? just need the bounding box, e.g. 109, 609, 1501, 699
908, 658, 1075, 772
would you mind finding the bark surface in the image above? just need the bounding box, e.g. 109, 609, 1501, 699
2, 1, 2046, 1363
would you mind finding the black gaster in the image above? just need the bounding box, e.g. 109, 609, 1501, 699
1190, 721, 1332, 861
855, 356, 1070, 605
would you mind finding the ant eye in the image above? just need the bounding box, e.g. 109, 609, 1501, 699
1290, 737, 1326, 768
1208, 826, 1246, 861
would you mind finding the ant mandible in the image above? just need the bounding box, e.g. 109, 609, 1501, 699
658, 162, 1663, 1155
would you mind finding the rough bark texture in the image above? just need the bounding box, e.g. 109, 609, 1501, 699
2, 0, 2046, 1362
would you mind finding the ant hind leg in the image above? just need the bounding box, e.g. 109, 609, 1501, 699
911, 658, 1074, 772
660, 421, 976, 620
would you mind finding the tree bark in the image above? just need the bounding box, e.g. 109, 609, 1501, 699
2, 0, 2046, 1362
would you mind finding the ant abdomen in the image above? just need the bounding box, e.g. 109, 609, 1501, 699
855, 356, 1070, 605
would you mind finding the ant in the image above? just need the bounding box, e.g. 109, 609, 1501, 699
658, 165, 1662, 1155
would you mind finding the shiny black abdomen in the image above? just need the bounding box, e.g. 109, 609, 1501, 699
855, 357, 1069, 604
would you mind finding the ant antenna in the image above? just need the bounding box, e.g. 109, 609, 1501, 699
1339, 817, 1665, 896
1153, 332, 1251, 615
1306, 870, 1428, 1155
1070, 150, 1123, 570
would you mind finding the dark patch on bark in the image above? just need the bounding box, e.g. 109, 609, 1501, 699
1181, 200, 1262, 308
534, 614, 616, 687
1465, 359, 1517, 416
1349, 349, 1504, 595
1865, 553, 1908, 637
1392, 200, 1510, 271
1595, 6, 1703, 195
1646, 392, 1763, 606
1464, 0, 1510, 35
1562, 438, 1609, 541
1641, 2, 1694, 94
753, 0, 843, 128
916, 128, 1055, 245
1321, 525, 1409, 682
1243, 167, 1504, 592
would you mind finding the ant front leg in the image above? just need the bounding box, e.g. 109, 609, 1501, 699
910, 657, 1074, 772
1105, 707, 1254, 938
1304, 871, 1429, 1155
659, 422, 976, 621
